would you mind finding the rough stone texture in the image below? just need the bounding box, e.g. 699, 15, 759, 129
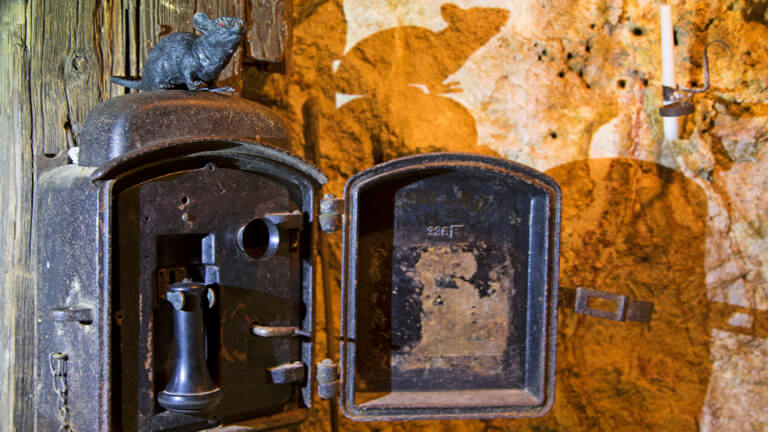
246, 0, 768, 430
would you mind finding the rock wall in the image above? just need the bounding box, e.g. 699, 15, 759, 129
242, 0, 768, 430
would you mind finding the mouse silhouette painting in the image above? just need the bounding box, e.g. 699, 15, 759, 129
334, 3, 509, 162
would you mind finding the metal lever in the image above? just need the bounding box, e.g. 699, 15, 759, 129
250, 323, 310, 338
158, 281, 222, 414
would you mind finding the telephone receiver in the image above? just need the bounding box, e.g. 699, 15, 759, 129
158, 280, 222, 414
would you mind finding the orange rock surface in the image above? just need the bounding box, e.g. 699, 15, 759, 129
242, 1, 768, 430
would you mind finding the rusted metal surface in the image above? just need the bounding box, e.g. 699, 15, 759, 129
114, 139, 319, 430
34, 163, 108, 432
77, 90, 299, 168
34, 91, 326, 431
339, 153, 561, 421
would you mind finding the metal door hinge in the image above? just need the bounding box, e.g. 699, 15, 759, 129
319, 194, 343, 233
316, 359, 340, 399
560, 287, 654, 323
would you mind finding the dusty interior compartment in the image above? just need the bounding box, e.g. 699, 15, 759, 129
341, 155, 557, 420
114, 161, 312, 430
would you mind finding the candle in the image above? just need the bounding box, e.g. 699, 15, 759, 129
660, 5, 679, 140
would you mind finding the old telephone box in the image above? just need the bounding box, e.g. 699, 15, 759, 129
34, 91, 651, 431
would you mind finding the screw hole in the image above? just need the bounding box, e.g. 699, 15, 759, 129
206, 163, 215, 171
181, 196, 189, 205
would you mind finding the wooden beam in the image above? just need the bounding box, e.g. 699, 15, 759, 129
1, 0, 117, 429
245, 0, 292, 72
0, 0, 33, 429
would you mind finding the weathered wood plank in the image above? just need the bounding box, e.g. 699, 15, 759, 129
139, 0, 196, 71
245, 0, 291, 70
2, 0, 117, 430
126, 0, 141, 86
0, 0, 33, 430
102, 0, 129, 97
29, 0, 107, 154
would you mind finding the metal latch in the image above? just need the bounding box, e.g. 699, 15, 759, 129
316, 359, 340, 399
319, 194, 343, 233
264, 211, 304, 230
269, 361, 306, 384
51, 306, 93, 324
560, 287, 654, 323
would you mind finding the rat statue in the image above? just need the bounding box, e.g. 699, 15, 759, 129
111, 13, 244, 92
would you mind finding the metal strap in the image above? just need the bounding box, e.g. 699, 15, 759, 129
659, 101, 695, 117
560, 287, 654, 323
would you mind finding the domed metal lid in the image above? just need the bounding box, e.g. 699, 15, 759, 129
79, 91, 291, 167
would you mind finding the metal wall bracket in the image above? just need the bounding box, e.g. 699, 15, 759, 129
560, 287, 654, 323
659, 40, 731, 118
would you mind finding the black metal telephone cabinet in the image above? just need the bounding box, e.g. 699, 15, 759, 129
33, 91, 651, 431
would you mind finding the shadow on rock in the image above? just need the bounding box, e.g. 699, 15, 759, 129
334, 3, 509, 162
495, 158, 767, 432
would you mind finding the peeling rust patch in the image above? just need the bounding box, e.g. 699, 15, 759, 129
395, 243, 512, 371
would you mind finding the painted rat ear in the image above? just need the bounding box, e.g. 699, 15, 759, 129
193, 12, 215, 34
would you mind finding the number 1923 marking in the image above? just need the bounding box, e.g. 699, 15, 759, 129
426, 224, 465, 239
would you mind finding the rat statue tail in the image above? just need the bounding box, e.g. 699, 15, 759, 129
110, 76, 142, 89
